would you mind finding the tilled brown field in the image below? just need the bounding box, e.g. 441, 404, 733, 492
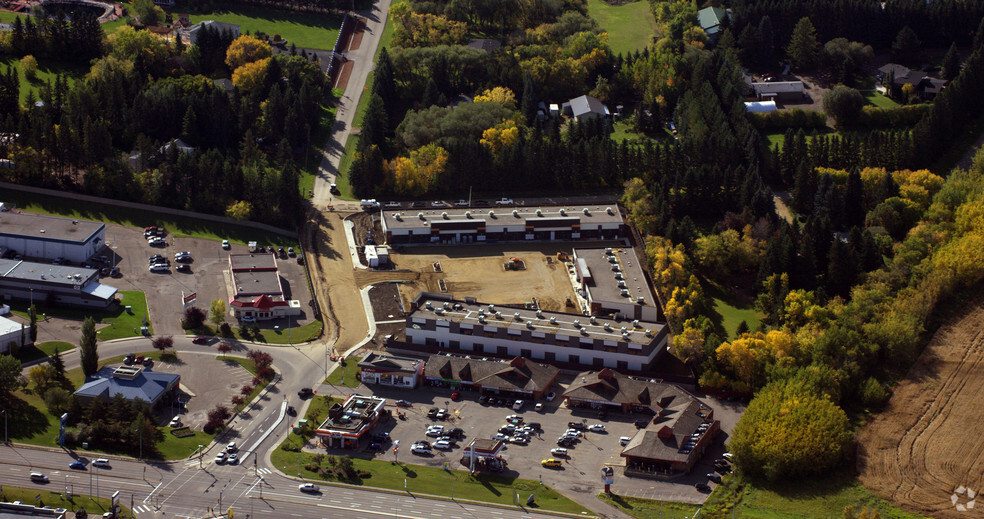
857, 298, 984, 518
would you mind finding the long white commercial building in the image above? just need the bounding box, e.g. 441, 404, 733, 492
405, 292, 669, 371
381, 205, 625, 245
0, 211, 106, 263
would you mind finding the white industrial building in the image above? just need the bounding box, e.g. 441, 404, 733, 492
364, 245, 390, 267
381, 205, 625, 245
572, 247, 660, 322
405, 292, 669, 371
0, 212, 106, 264
0, 259, 118, 309
0, 315, 25, 353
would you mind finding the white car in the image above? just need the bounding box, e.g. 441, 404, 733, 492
494, 197, 514, 205
535, 403, 544, 411
433, 440, 453, 450
588, 424, 606, 433
411, 445, 431, 455
492, 433, 509, 441
619, 436, 632, 446
299, 483, 319, 493
92, 459, 111, 468
565, 429, 583, 438
221, 240, 230, 249
215, 452, 227, 464
227, 442, 238, 453
430, 200, 446, 207
169, 417, 181, 427
384, 201, 401, 208
545, 391, 556, 401
512, 399, 525, 410
550, 447, 568, 457
149, 264, 169, 272
425, 428, 445, 437
510, 436, 528, 445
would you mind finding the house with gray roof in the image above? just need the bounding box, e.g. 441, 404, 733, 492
697, 7, 730, 41
74, 365, 180, 408
877, 63, 949, 100
181, 20, 241, 46
562, 95, 609, 121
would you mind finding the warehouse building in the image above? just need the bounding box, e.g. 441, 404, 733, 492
381, 205, 625, 245
406, 292, 669, 371
0, 211, 106, 263
0, 259, 118, 309
572, 247, 660, 322
228, 253, 301, 321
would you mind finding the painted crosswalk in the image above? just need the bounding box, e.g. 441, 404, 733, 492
132, 505, 152, 514
257, 467, 272, 475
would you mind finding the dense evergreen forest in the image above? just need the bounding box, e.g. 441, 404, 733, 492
348, 0, 984, 482
0, 15, 329, 226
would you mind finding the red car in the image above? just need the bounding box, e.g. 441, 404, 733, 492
134, 355, 145, 364
451, 392, 461, 401
192, 336, 208, 344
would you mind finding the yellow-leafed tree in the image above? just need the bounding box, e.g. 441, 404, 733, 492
232, 58, 271, 92
480, 120, 519, 156
474, 87, 517, 109
226, 35, 273, 70
389, 143, 448, 196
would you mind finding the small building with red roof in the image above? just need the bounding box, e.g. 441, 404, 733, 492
228, 253, 301, 321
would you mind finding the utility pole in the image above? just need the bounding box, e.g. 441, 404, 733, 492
2, 409, 6, 444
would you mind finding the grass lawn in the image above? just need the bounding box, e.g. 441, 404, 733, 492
586, 0, 655, 56
701, 472, 929, 519
0, 56, 86, 105
599, 493, 700, 518
12, 340, 76, 364
325, 360, 361, 387
6, 291, 151, 341
0, 188, 298, 246
863, 90, 899, 108
0, 485, 128, 517
711, 297, 761, 339
270, 448, 591, 515
180, 5, 341, 49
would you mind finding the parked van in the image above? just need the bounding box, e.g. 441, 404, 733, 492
360, 199, 379, 208
619, 436, 632, 446
30, 472, 48, 483
512, 399, 525, 410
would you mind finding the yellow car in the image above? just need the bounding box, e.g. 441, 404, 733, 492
541, 458, 562, 468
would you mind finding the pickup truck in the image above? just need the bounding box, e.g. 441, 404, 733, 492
494, 198, 514, 205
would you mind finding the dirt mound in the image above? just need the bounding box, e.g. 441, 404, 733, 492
857, 298, 984, 518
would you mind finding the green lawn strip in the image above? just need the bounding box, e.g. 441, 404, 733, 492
2, 291, 151, 342
0, 56, 86, 105
586, 0, 655, 56
598, 493, 700, 519
13, 341, 76, 364
0, 485, 128, 516
700, 472, 931, 519
249, 319, 323, 344
325, 359, 361, 387
158, 428, 215, 460
863, 90, 899, 108
270, 448, 590, 515
179, 5, 341, 49
0, 188, 298, 245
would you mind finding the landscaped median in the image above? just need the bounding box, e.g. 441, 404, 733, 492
270, 446, 592, 515
0, 484, 131, 517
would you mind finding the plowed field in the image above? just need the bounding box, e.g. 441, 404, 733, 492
857, 298, 984, 518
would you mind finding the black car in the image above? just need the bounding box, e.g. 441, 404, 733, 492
298, 388, 314, 398
148, 255, 165, 264
479, 396, 489, 405
526, 422, 542, 430
714, 465, 731, 475
706, 473, 722, 484
410, 201, 425, 208
448, 427, 465, 438
472, 200, 490, 207
267, 246, 275, 253
634, 420, 650, 428
567, 422, 587, 430
695, 483, 712, 493
287, 406, 297, 416
176, 264, 191, 273
556, 438, 575, 447
426, 408, 440, 418
371, 432, 389, 443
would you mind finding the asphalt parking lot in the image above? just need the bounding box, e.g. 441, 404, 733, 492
324, 380, 744, 505
103, 223, 312, 335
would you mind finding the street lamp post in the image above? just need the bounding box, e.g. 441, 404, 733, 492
2, 409, 7, 444
198, 444, 204, 468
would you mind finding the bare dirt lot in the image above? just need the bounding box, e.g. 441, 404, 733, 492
857, 297, 984, 518
385, 243, 591, 312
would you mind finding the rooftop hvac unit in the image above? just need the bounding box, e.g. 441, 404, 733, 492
605, 248, 613, 254
443, 302, 451, 309
514, 312, 522, 320
442, 212, 449, 219
617, 281, 626, 288
526, 321, 534, 329
550, 317, 557, 325
637, 297, 646, 304
633, 319, 640, 328
573, 319, 581, 328
536, 310, 543, 318
645, 329, 653, 337
608, 256, 616, 263
465, 211, 472, 218
535, 208, 542, 216
435, 308, 444, 315
489, 304, 495, 311
559, 208, 566, 216
425, 301, 433, 309
512, 209, 519, 217
580, 328, 589, 336
489, 210, 495, 218
604, 323, 612, 331
606, 207, 613, 215
590, 316, 598, 325
418, 212, 425, 219
614, 272, 623, 280
395, 213, 402, 221
495, 311, 502, 319
583, 208, 590, 215
620, 289, 630, 297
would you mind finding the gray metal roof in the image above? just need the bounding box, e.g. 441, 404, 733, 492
382, 204, 623, 231
574, 247, 656, 307
568, 95, 608, 117
74, 366, 180, 405
230, 253, 278, 270
0, 259, 98, 286
0, 211, 104, 244
232, 269, 284, 298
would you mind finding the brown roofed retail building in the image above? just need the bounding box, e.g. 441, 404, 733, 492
357, 352, 424, 388
424, 354, 559, 399
564, 368, 719, 478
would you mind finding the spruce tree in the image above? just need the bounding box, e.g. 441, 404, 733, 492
50, 348, 66, 380
28, 303, 38, 343
520, 72, 536, 125
758, 16, 775, 68
786, 17, 820, 71
892, 26, 921, 65
359, 93, 388, 154
940, 42, 960, 81
843, 171, 865, 228
80, 316, 98, 378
